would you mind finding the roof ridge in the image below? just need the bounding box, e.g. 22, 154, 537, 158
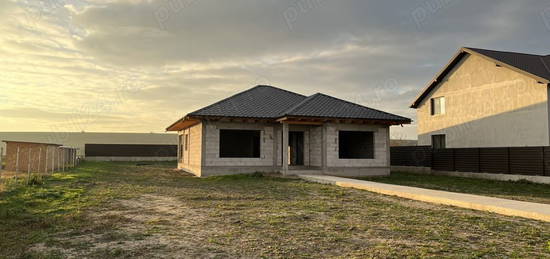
258, 85, 307, 98
310, 93, 410, 120
465, 47, 545, 57
280, 93, 321, 116
540, 56, 550, 76
188, 85, 305, 116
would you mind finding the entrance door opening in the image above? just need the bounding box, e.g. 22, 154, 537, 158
288, 131, 304, 166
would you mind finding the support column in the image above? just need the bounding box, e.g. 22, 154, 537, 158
386, 126, 391, 168
321, 123, 328, 173
282, 122, 289, 175
272, 126, 278, 171
177, 132, 181, 164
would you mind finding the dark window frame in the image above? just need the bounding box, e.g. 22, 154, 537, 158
338, 130, 375, 159
219, 129, 261, 158
432, 134, 446, 149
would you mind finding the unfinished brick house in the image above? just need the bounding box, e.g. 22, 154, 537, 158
166, 85, 411, 177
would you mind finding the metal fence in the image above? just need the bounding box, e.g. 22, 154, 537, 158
391, 146, 550, 176
85, 144, 177, 157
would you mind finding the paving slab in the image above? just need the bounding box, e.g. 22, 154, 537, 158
299, 175, 550, 222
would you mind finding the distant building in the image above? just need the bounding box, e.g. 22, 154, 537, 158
0, 132, 177, 157
411, 47, 550, 148
390, 139, 418, 147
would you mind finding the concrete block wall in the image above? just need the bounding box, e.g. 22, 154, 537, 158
309, 126, 323, 167
325, 123, 389, 168
203, 121, 275, 167
178, 123, 202, 175
275, 126, 282, 167
178, 120, 391, 177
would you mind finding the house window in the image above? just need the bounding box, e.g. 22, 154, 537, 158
219, 129, 260, 158
430, 96, 445, 115
338, 131, 374, 159
432, 134, 446, 149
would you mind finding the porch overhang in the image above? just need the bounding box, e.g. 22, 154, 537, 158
166, 116, 201, 131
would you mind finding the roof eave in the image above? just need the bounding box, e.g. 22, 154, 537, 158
165, 115, 201, 131
410, 48, 468, 108
464, 48, 550, 85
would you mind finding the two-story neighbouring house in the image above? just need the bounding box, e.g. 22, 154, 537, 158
411, 47, 550, 148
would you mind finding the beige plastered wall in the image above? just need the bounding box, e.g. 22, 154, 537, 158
417, 53, 549, 148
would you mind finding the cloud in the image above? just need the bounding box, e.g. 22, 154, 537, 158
1, 0, 549, 138
0, 107, 123, 120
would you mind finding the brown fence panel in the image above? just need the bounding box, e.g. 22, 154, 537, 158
85, 144, 177, 157
544, 147, 550, 176
479, 147, 509, 174
393, 145, 550, 177
432, 149, 454, 171
509, 147, 544, 175
454, 148, 479, 172
390, 146, 431, 167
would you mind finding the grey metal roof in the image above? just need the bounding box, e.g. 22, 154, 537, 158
282, 93, 411, 121
189, 85, 307, 118
187, 85, 410, 122
466, 47, 550, 81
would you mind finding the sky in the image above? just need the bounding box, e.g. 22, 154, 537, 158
1, 0, 550, 139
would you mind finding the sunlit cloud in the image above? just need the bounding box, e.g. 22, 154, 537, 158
0, 0, 549, 139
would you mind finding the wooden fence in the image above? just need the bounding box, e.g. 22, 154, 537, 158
391, 146, 550, 176
1, 141, 78, 174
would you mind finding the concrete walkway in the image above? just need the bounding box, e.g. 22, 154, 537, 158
299, 175, 550, 222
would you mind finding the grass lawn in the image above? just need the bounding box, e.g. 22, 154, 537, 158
360, 172, 550, 205
0, 162, 548, 258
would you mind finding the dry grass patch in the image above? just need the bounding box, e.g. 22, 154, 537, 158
0, 162, 548, 258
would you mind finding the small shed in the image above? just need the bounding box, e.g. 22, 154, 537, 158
2, 141, 76, 173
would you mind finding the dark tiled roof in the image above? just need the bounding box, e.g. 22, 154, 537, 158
466, 47, 550, 81
187, 85, 410, 122
189, 85, 306, 118
283, 93, 410, 121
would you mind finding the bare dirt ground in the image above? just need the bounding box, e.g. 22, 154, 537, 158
1, 162, 549, 258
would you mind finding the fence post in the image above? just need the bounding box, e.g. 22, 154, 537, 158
27, 148, 32, 184
58, 148, 61, 173
62, 149, 65, 172
38, 147, 42, 175
45, 147, 48, 174
15, 146, 20, 179
51, 147, 55, 174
